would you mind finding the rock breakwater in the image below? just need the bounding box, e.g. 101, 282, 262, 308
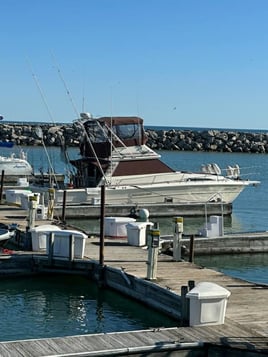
1, 123, 268, 154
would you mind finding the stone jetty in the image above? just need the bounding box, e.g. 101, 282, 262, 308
1, 122, 268, 153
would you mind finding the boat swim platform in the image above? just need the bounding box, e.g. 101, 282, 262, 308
53, 201, 233, 218
0, 236, 267, 356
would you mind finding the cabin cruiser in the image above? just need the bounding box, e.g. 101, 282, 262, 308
0, 150, 33, 177
46, 113, 258, 216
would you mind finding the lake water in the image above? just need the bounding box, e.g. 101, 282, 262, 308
0, 274, 177, 342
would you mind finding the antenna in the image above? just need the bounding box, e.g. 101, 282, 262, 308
51, 52, 80, 118
27, 59, 55, 125
27, 59, 61, 188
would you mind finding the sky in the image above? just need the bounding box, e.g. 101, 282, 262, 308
2, 0, 268, 129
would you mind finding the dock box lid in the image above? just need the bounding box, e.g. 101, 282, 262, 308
186, 282, 231, 299
105, 217, 136, 223
29, 225, 62, 232
126, 222, 153, 229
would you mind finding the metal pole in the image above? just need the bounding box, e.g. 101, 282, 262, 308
99, 185, 105, 266
62, 190, 67, 223
0, 170, 4, 203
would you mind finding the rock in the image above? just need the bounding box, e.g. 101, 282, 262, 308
1, 123, 268, 154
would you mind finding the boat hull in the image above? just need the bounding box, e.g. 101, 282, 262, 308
0, 160, 32, 176
53, 201, 233, 218
51, 180, 248, 207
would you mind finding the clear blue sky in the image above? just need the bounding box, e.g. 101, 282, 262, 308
1, 0, 268, 129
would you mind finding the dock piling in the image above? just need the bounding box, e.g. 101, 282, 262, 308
181, 285, 189, 326
189, 235, 195, 263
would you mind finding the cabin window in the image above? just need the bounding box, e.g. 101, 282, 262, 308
85, 123, 108, 143
113, 124, 141, 140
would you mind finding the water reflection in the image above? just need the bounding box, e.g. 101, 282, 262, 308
67, 215, 236, 236
195, 253, 268, 285
0, 275, 177, 342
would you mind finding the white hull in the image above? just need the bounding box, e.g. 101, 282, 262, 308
0, 152, 32, 176
0, 229, 13, 243
52, 177, 251, 206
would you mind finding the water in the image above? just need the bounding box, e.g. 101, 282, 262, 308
195, 253, 268, 285
0, 275, 177, 342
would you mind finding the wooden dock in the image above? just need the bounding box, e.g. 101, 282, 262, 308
0, 205, 268, 356
0, 324, 267, 356
82, 236, 268, 338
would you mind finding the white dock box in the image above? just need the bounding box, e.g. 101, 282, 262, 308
30, 225, 62, 251
5, 189, 32, 206
126, 222, 153, 246
20, 192, 37, 209
46, 230, 88, 258
186, 282, 231, 326
104, 217, 136, 238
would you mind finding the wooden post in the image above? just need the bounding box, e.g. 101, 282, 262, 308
62, 190, 67, 223
0, 170, 4, 203
48, 232, 55, 265
189, 235, 195, 263
181, 285, 189, 326
188, 280, 195, 291
99, 185, 105, 266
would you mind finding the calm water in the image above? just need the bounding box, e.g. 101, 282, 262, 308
0, 275, 177, 342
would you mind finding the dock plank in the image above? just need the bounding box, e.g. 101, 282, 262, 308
0, 325, 266, 356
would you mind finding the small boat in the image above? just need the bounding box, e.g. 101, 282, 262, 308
36, 113, 259, 218
0, 229, 13, 244
0, 223, 17, 245
0, 150, 33, 177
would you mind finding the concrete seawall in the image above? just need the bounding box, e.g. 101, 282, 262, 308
1, 122, 268, 153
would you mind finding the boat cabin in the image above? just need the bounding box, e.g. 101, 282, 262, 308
70, 115, 174, 188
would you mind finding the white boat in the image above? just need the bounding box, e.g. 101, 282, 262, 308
44, 113, 259, 216
0, 229, 12, 243
0, 150, 33, 177
0, 223, 17, 244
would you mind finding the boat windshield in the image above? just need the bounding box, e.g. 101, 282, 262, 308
112, 123, 140, 141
